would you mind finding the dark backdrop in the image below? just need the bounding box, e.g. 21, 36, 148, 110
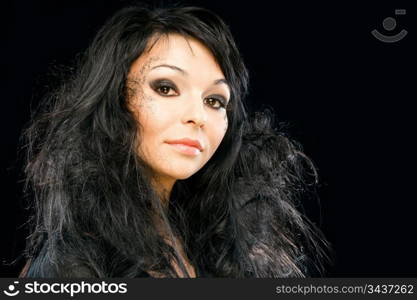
2, 0, 415, 277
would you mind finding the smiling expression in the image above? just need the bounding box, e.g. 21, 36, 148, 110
127, 33, 230, 192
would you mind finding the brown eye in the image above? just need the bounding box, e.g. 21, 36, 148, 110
158, 86, 173, 95
150, 79, 179, 97
204, 96, 227, 110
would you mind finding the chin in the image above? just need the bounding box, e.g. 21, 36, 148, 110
170, 171, 197, 180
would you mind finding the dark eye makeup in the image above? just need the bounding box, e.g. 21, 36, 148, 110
149, 78, 229, 110
204, 95, 228, 109
150, 79, 178, 96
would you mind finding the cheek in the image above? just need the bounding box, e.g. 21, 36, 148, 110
131, 94, 165, 157
135, 102, 172, 171
132, 85, 166, 131
223, 113, 228, 133
209, 114, 228, 151
137, 100, 168, 143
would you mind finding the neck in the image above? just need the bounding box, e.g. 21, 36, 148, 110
150, 175, 175, 209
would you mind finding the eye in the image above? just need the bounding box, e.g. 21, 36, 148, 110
150, 79, 179, 96
204, 96, 228, 110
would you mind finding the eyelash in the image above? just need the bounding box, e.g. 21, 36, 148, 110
150, 79, 228, 110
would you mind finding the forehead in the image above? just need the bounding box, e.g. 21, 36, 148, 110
129, 33, 224, 77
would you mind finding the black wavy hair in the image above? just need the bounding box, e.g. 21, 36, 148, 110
19, 4, 331, 278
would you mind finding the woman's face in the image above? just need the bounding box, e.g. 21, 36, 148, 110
127, 33, 230, 192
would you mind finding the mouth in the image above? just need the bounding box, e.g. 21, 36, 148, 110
165, 143, 201, 156
165, 138, 204, 156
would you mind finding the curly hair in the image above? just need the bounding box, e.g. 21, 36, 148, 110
19, 4, 331, 278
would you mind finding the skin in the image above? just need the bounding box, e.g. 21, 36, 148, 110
127, 33, 231, 277
128, 33, 230, 202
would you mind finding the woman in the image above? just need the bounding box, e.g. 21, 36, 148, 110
19, 4, 330, 278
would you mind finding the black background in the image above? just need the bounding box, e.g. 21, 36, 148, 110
2, 0, 415, 277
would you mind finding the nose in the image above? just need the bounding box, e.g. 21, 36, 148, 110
181, 95, 208, 128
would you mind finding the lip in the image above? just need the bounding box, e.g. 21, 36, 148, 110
165, 138, 204, 153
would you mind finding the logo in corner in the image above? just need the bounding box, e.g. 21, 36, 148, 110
3, 281, 20, 297
371, 9, 408, 43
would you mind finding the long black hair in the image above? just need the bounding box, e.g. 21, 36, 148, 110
20, 4, 331, 278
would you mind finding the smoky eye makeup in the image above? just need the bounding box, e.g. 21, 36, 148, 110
206, 94, 228, 109
148, 78, 230, 110
149, 79, 178, 96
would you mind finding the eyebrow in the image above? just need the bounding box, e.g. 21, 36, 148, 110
151, 64, 231, 90
151, 64, 187, 75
